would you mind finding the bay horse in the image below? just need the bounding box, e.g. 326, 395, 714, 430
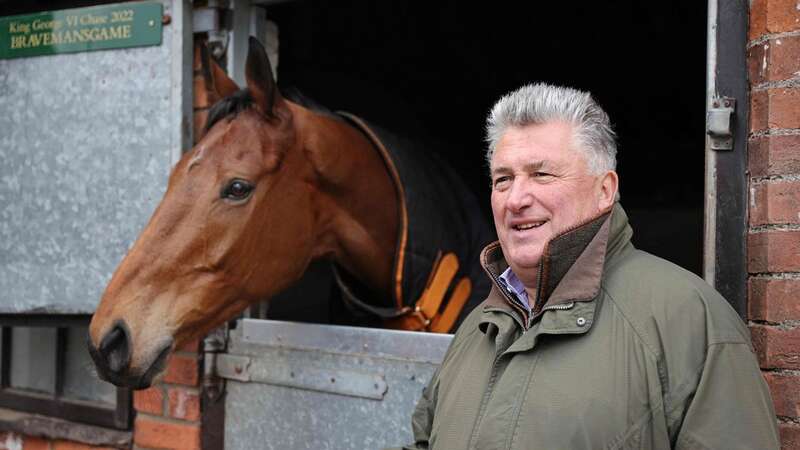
88, 37, 493, 389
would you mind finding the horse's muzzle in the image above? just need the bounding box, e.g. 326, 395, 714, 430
88, 320, 170, 389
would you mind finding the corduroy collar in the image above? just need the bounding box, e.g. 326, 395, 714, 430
479, 203, 632, 327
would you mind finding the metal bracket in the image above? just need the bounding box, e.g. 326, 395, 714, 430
215, 353, 389, 400
192, 3, 230, 59
193, 7, 222, 33
707, 97, 736, 151
202, 325, 228, 401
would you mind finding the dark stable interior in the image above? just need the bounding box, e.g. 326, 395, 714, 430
0, 0, 707, 325
265, 0, 708, 324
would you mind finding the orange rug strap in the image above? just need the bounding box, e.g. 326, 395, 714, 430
385, 252, 472, 333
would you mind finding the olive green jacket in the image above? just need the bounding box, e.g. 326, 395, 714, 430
396, 204, 779, 450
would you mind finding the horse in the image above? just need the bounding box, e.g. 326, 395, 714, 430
88, 37, 493, 389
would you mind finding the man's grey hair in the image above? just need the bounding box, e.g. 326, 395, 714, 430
485, 83, 617, 175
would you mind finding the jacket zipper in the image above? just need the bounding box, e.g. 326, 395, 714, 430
542, 302, 575, 311
529, 262, 547, 328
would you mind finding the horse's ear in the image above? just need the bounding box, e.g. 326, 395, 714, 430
245, 36, 282, 117
202, 44, 239, 99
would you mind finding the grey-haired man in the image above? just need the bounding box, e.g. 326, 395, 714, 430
396, 84, 779, 450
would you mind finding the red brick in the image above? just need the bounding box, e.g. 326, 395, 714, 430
750, 180, 800, 226
749, 231, 800, 273
751, 0, 768, 40
52, 440, 113, 450
134, 386, 164, 416
751, 88, 800, 132
750, 135, 800, 177
770, 36, 800, 81
22, 435, 48, 450
134, 416, 200, 450
750, 0, 800, 40
176, 338, 201, 353
168, 387, 201, 421
765, 372, 800, 417
781, 422, 800, 450
749, 36, 800, 84
750, 278, 800, 321
767, 0, 800, 34
750, 182, 770, 226
751, 89, 770, 132
751, 324, 800, 369
749, 42, 769, 85
164, 354, 200, 386
771, 88, 800, 129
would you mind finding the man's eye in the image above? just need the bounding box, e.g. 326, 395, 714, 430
493, 176, 511, 188
221, 179, 254, 201
533, 172, 552, 178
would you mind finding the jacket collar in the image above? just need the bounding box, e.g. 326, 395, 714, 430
479, 203, 633, 332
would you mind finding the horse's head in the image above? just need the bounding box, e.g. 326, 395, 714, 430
89, 38, 324, 388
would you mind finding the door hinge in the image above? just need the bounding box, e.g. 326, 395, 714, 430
202, 325, 228, 401
707, 96, 736, 151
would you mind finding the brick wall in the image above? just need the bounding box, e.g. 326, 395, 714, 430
747, 0, 800, 448
132, 340, 202, 450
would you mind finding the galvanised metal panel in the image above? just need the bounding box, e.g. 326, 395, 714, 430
0, 0, 191, 314
223, 319, 452, 450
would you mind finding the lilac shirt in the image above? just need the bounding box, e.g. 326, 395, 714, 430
498, 266, 531, 311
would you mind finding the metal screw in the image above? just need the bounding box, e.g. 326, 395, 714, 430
148, 19, 155, 26
724, 100, 731, 107
576, 317, 587, 327
234, 365, 242, 374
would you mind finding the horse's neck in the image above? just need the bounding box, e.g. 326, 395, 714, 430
293, 105, 399, 300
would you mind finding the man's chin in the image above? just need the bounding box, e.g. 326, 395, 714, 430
507, 254, 543, 274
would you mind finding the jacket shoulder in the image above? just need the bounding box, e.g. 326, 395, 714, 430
602, 249, 751, 350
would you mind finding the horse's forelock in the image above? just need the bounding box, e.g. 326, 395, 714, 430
204, 89, 255, 131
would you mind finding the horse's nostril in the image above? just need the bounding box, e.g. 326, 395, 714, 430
99, 323, 131, 374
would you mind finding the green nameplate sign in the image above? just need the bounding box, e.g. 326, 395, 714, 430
0, 1, 163, 60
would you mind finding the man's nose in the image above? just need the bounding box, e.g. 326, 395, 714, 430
506, 179, 534, 212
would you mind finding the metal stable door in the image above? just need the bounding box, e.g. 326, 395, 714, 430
214, 319, 451, 449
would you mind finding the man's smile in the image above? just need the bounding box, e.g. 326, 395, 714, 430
510, 220, 548, 232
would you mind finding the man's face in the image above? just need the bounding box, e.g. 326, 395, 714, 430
490, 121, 616, 276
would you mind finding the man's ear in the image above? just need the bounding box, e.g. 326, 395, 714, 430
598, 170, 619, 210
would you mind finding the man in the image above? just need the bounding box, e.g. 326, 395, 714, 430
399, 84, 779, 449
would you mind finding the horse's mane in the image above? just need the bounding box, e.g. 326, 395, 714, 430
204, 87, 337, 131
205, 89, 254, 131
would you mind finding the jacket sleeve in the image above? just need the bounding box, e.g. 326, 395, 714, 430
673, 342, 780, 450
408, 366, 441, 449
381, 365, 440, 450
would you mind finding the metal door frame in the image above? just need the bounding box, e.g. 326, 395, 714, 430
704, 0, 749, 317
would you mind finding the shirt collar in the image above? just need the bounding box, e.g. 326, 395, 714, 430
498, 266, 530, 309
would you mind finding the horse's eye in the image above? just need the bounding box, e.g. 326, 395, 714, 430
221, 179, 253, 201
